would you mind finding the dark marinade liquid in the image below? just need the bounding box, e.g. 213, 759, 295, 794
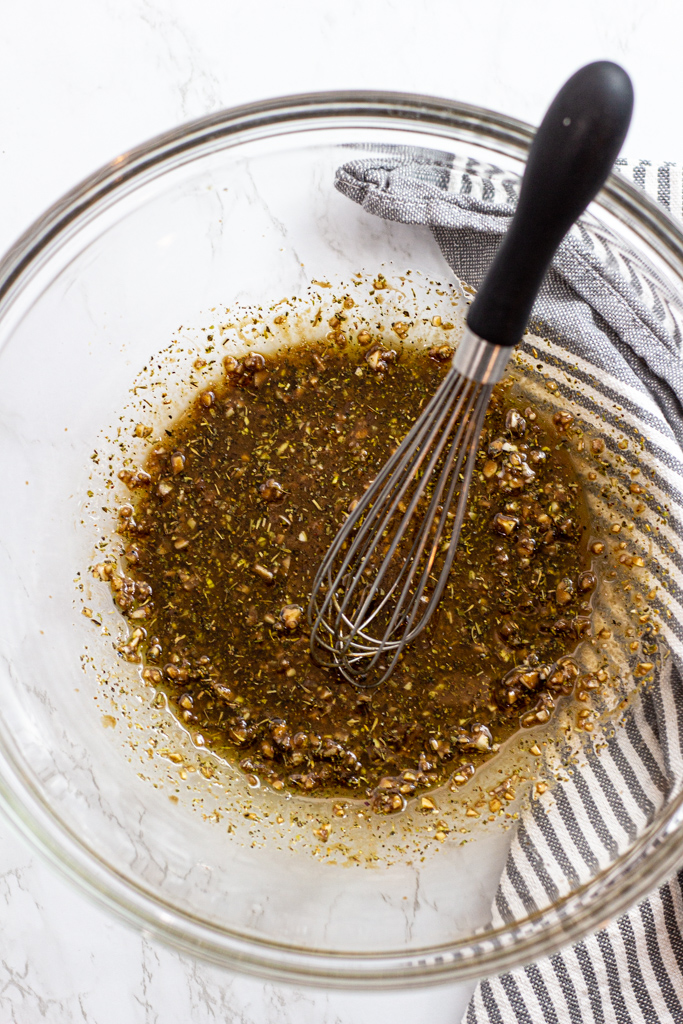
105, 340, 596, 811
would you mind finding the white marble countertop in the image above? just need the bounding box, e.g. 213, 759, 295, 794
2, 1, 683, 1020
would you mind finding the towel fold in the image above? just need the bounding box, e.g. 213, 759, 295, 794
335, 152, 683, 1024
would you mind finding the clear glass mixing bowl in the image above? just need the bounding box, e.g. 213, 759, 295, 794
1, 92, 682, 988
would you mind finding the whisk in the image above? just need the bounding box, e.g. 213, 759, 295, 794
308, 61, 633, 688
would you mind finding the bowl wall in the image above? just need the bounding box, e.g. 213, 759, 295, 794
1, 96, 683, 986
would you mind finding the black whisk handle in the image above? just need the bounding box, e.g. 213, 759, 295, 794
466, 60, 633, 349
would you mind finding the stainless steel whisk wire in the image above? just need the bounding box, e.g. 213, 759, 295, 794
309, 365, 493, 687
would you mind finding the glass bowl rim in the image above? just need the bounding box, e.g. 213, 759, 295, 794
1, 89, 683, 988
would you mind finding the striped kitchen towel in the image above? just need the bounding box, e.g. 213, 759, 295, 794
617, 159, 683, 222
335, 152, 683, 1023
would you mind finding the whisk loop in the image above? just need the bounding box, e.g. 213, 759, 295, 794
308, 363, 493, 687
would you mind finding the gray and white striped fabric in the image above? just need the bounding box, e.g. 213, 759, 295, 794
617, 159, 683, 222
335, 153, 683, 1023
